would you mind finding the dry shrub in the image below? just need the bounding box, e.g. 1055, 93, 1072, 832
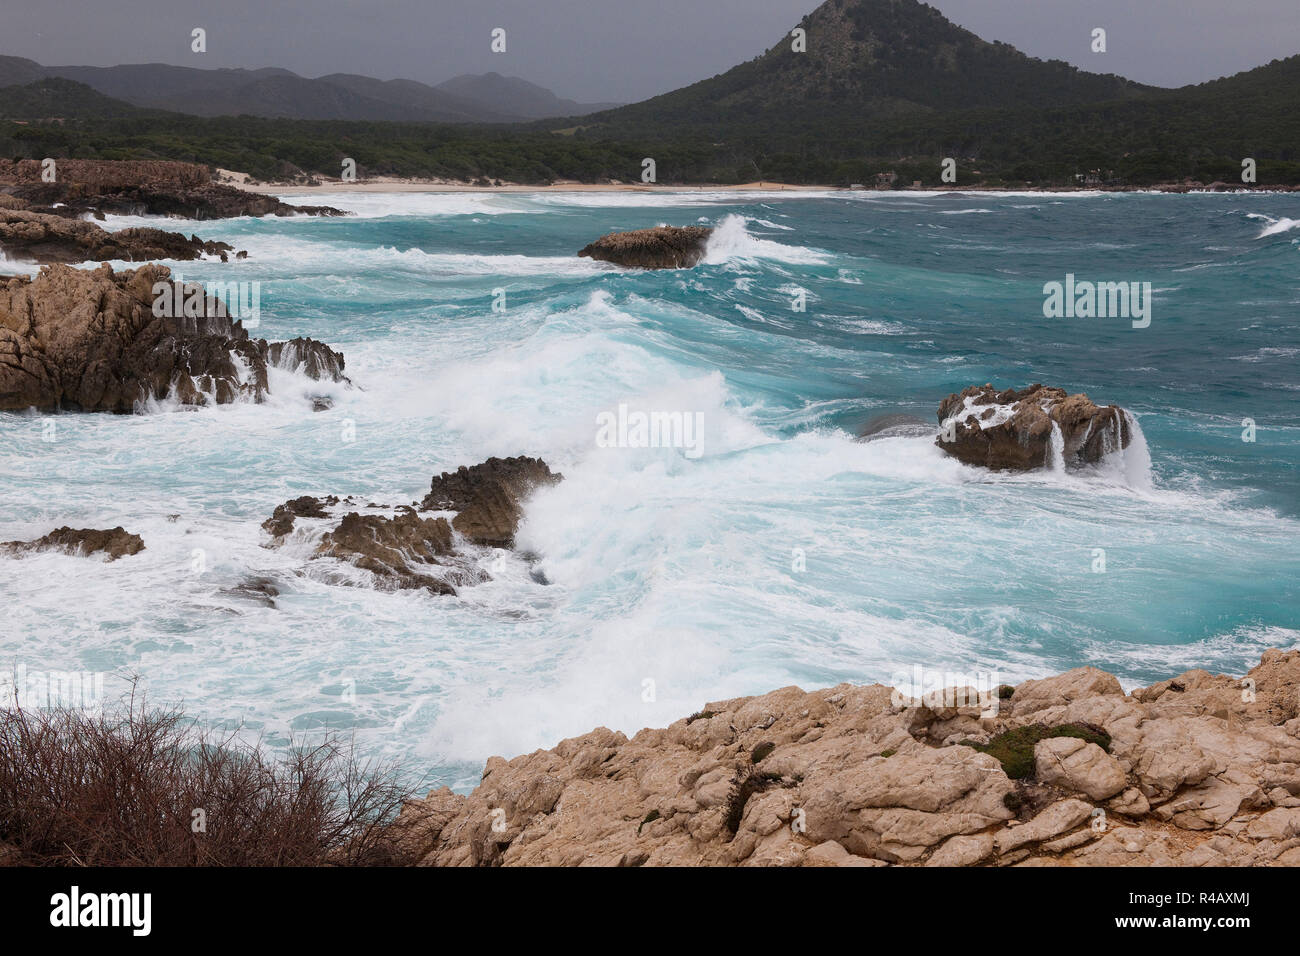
0, 697, 417, 866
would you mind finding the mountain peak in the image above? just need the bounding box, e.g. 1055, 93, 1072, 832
596, 0, 1148, 132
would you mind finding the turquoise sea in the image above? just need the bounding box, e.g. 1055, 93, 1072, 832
2, 189, 1297, 790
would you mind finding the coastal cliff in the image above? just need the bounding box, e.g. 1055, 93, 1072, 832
395, 649, 1300, 866
0, 263, 345, 411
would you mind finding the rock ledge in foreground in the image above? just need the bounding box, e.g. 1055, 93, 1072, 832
393, 649, 1300, 867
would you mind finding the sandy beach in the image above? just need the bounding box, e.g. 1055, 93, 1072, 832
224, 172, 1296, 197
229, 173, 830, 195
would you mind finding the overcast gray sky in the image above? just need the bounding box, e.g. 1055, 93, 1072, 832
2, 0, 1297, 102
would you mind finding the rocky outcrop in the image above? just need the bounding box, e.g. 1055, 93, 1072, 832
261, 495, 339, 538
935, 383, 1133, 471
421, 456, 562, 548
263, 456, 562, 595
577, 226, 712, 269
0, 208, 239, 265
315, 510, 488, 595
0, 263, 346, 411
393, 649, 1300, 867
0, 159, 346, 220
1, 526, 144, 561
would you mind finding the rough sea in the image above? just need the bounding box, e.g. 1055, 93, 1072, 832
2, 189, 1297, 791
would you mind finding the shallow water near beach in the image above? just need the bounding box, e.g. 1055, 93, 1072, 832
2, 190, 1299, 791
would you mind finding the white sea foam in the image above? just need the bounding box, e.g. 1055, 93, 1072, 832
702, 214, 830, 265
4, 193, 1296, 783
1247, 212, 1300, 238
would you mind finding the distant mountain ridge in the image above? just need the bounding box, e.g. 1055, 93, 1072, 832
580, 0, 1155, 134
0, 0, 1296, 188
0, 55, 618, 123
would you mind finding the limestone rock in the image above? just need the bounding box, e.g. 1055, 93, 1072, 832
994, 799, 1093, 853
1034, 737, 1127, 800
393, 649, 1300, 866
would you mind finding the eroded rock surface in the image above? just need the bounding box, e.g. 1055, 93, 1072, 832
314, 510, 485, 595
0, 263, 346, 411
0, 159, 345, 220
935, 383, 1133, 471
393, 649, 1300, 867
0, 208, 239, 265
1, 526, 144, 561
577, 226, 712, 269
421, 456, 563, 547
263, 456, 562, 595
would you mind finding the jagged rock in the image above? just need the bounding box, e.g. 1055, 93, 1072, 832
1151, 774, 1263, 830
261, 495, 338, 538
1010, 666, 1124, 717
0, 208, 239, 264
314, 510, 485, 595
268, 338, 347, 381
0, 159, 346, 220
577, 226, 712, 269
935, 383, 1133, 471
394, 649, 1300, 867
260, 458, 563, 597
1, 526, 143, 561
0, 263, 346, 411
421, 456, 563, 548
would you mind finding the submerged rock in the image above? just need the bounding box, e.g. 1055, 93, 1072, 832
1, 526, 144, 561
221, 575, 282, 609
856, 412, 933, 441
0, 264, 347, 412
577, 226, 712, 269
393, 649, 1300, 867
935, 383, 1133, 471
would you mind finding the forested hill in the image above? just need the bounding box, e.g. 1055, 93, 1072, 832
578, 0, 1153, 136
1, 0, 1297, 187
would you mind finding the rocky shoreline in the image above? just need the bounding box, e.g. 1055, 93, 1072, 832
0, 263, 346, 412
0, 159, 345, 221
394, 649, 1300, 867
0, 159, 345, 267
